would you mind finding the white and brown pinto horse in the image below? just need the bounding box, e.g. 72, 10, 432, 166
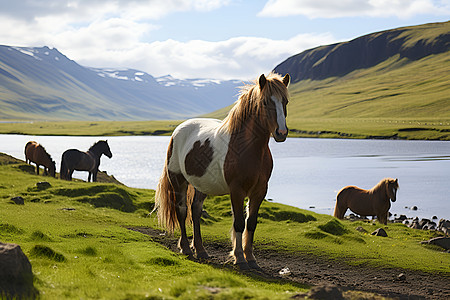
333, 178, 399, 224
155, 73, 290, 270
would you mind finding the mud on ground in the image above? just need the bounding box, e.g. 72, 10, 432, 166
129, 227, 449, 300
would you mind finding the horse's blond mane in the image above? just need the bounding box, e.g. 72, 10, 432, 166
371, 178, 398, 192
221, 73, 288, 134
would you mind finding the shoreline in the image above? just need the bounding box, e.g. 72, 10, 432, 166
0, 118, 449, 140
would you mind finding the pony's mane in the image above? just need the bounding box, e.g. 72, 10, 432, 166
39, 144, 53, 162
221, 73, 288, 134
372, 178, 398, 192
89, 140, 105, 151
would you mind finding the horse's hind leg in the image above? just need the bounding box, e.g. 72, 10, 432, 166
36, 164, 40, 175
171, 174, 193, 257
190, 186, 208, 259
68, 169, 74, 181
333, 194, 347, 219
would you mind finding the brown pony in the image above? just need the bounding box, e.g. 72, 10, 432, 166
333, 178, 399, 224
154, 73, 290, 270
24, 141, 56, 177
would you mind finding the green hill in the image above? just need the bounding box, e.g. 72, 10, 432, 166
207, 22, 450, 140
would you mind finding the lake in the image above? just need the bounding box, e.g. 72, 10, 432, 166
1, 134, 449, 220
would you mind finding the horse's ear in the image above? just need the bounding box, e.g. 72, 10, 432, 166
395, 178, 398, 184
259, 74, 266, 90
282, 73, 290, 87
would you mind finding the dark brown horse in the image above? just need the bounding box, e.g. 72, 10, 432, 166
154, 73, 290, 270
60, 140, 112, 182
24, 141, 56, 177
333, 178, 399, 224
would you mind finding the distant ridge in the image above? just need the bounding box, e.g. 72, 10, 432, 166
0, 46, 241, 120
274, 21, 450, 83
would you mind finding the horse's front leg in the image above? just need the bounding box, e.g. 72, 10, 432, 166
378, 213, 388, 225
190, 187, 208, 259
230, 188, 248, 269
92, 170, 99, 182
36, 164, 40, 175
243, 189, 265, 270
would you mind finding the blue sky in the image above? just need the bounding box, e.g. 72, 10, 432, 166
0, 0, 448, 80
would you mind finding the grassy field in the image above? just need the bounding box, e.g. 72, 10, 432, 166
0, 120, 181, 136
1, 153, 449, 299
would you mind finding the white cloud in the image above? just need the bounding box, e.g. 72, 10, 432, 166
69, 33, 336, 80
0, 0, 336, 80
259, 0, 450, 19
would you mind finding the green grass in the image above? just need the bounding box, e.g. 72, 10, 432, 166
0, 154, 306, 299
1, 153, 449, 298
0, 120, 182, 136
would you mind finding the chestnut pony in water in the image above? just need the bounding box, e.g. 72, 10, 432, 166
154, 73, 290, 270
24, 141, 56, 177
334, 178, 399, 224
60, 140, 112, 182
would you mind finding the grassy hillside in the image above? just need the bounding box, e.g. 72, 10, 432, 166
206, 51, 450, 140
1, 153, 449, 298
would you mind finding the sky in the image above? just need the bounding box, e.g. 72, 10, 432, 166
0, 0, 449, 80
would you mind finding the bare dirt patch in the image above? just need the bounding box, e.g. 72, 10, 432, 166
129, 226, 450, 300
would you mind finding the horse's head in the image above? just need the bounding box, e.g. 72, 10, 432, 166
101, 140, 113, 158
259, 73, 290, 143
50, 160, 56, 177
387, 178, 399, 202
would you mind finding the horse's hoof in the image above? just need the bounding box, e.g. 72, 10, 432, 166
180, 249, 194, 259
235, 262, 250, 271
196, 251, 209, 259
247, 260, 261, 270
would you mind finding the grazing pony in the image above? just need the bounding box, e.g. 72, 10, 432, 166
60, 140, 112, 182
333, 178, 399, 224
24, 141, 56, 177
154, 73, 290, 270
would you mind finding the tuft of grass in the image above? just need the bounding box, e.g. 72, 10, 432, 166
79, 246, 98, 256
0, 223, 24, 234
318, 219, 349, 236
30, 245, 66, 262
145, 257, 179, 266
30, 230, 52, 241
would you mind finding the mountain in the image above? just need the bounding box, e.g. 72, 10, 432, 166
0, 46, 242, 120
274, 21, 449, 83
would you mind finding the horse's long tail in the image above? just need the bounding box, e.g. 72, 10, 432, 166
60, 155, 67, 180
333, 190, 345, 219
24, 141, 33, 163
154, 139, 178, 233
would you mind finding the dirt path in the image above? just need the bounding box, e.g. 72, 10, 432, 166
129, 227, 450, 300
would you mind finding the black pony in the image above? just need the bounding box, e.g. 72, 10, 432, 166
60, 140, 112, 182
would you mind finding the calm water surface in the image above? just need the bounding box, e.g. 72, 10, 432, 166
1, 134, 448, 220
